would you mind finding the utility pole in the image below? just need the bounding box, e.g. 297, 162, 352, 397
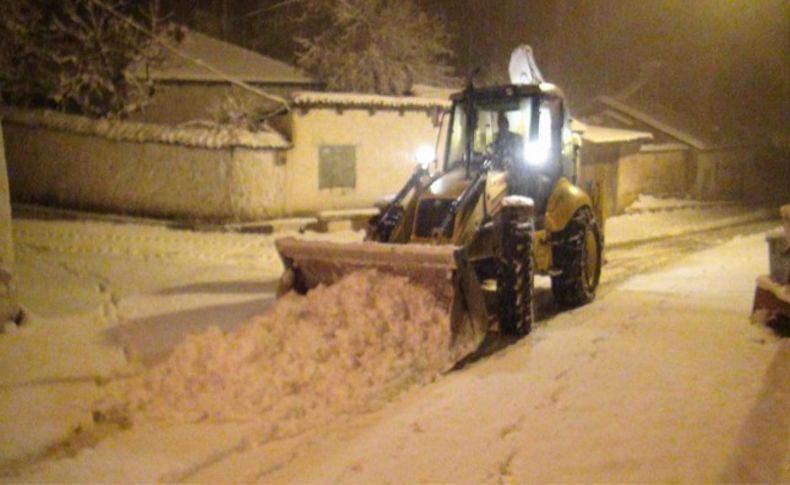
0, 118, 19, 325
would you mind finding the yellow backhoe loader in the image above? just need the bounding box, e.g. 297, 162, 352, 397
276, 75, 604, 361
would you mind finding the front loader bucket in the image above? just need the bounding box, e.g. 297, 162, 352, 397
275, 237, 490, 361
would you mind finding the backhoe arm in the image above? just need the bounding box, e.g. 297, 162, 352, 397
367, 165, 429, 242
433, 159, 492, 241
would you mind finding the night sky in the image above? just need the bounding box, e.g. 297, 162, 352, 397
165, 0, 789, 134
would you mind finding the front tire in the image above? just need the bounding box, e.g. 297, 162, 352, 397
497, 212, 535, 336
551, 207, 602, 307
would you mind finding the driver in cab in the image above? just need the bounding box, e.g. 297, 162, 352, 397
491, 112, 523, 169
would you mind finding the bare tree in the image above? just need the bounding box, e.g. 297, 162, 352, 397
292, 0, 455, 95
0, 0, 169, 118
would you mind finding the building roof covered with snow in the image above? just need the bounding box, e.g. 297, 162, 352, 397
148, 31, 317, 87
584, 95, 761, 151
580, 124, 653, 145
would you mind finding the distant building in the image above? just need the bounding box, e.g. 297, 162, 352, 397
582, 95, 778, 203
134, 30, 322, 125
279, 91, 449, 216
574, 122, 655, 215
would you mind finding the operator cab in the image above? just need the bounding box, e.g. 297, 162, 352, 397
444, 84, 578, 227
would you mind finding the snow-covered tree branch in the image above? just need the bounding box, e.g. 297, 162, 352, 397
0, 0, 170, 118
292, 0, 456, 95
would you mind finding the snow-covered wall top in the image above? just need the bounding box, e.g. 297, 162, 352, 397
291, 91, 451, 111
582, 125, 654, 145
0, 107, 290, 150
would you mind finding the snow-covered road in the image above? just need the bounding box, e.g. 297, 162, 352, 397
1, 206, 787, 483
194, 228, 788, 484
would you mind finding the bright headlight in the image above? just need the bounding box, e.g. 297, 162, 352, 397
415, 144, 435, 169
525, 141, 550, 165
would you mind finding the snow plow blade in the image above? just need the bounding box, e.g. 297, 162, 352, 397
275, 237, 490, 361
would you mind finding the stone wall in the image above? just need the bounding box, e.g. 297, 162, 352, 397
3, 109, 288, 222
0, 120, 18, 323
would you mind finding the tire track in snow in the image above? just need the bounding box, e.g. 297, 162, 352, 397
600, 219, 777, 295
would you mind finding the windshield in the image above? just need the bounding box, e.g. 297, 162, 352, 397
445, 94, 562, 172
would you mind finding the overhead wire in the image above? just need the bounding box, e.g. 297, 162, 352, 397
87, 0, 291, 117
242, 0, 303, 19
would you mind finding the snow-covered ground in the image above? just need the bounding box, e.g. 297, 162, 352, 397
607, 201, 776, 246
0, 201, 786, 482
252, 231, 787, 484
623, 193, 734, 213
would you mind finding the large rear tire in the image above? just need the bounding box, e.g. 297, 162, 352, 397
497, 213, 535, 336
551, 207, 602, 307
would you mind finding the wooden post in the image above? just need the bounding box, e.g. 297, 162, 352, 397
0, 118, 19, 324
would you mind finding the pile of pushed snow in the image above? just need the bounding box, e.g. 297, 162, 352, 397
100, 270, 451, 437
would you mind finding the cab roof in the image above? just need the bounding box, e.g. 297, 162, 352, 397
449, 83, 565, 103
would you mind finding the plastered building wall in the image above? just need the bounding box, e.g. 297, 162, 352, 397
0, 121, 18, 322
4, 123, 284, 222
285, 107, 441, 215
